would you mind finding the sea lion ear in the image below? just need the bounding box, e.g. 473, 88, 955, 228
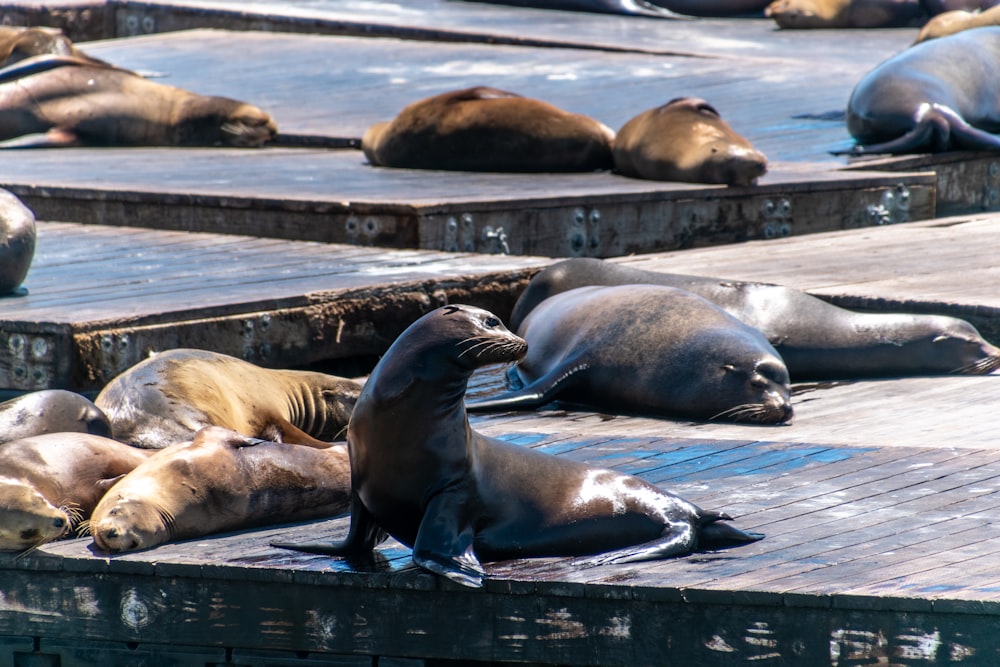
442, 305, 462, 315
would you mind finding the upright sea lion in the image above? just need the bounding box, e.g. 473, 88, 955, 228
0, 389, 112, 443
0, 188, 35, 295
842, 27, 1000, 154
362, 86, 615, 172
914, 4, 1000, 42
273, 305, 762, 588
0, 433, 152, 551
90, 426, 351, 553
0, 26, 109, 67
505, 258, 1000, 381
0, 54, 277, 148
765, 0, 925, 27
612, 98, 767, 186
95, 348, 362, 449
468, 286, 793, 422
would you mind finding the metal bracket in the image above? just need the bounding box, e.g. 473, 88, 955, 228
481, 226, 511, 255
865, 184, 911, 225
761, 198, 792, 239
566, 207, 601, 255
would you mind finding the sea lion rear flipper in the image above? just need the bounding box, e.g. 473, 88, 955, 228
270, 491, 388, 557
411, 488, 484, 588
465, 363, 589, 413
0, 129, 81, 149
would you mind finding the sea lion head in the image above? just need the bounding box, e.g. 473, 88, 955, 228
709, 352, 794, 423
0, 479, 70, 551
175, 96, 278, 147
911, 316, 1000, 375
90, 497, 171, 553
0, 188, 36, 296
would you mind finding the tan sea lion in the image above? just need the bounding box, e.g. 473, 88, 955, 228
612, 98, 767, 186
468, 285, 793, 423
765, 0, 925, 27
90, 426, 351, 553
0, 54, 277, 148
95, 348, 362, 449
504, 258, 1000, 381
0, 433, 152, 552
0, 389, 112, 443
842, 27, 1000, 154
273, 305, 762, 588
362, 86, 615, 172
914, 5, 1000, 42
0, 26, 109, 67
0, 188, 35, 295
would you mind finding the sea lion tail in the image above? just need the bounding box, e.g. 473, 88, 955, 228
698, 512, 764, 547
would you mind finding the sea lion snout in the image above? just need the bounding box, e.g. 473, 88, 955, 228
220, 104, 278, 147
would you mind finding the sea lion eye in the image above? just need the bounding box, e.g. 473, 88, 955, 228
484, 317, 501, 328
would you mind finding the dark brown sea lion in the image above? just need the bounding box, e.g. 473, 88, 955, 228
914, 5, 1000, 42
505, 258, 1000, 381
0, 188, 35, 295
0, 389, 112, 443
765, 0, 925, 27
95, 348, 362, 449
362, 86, 615, 172
0, 54, 277, 148
0, 433, 152, 551
0, 26, 109, 67
273, 304, 762, 588
612, 98, 767, 186
90, 426, 351, 553
842, 27, 1000, 154
468, 285, 793, 422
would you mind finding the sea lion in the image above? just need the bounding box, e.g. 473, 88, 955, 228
273, 304, 762, 588
612, 98, 767, 186
0, 432, 152, 552
362, 86, 615, 172
90, 426, 351, 553
95, 348, 362, 449
914, 4, 1000, 42
0, 188, 35, 295
468, 286, 792, 422
504, 258, 1000, 381
921, 0, 1000, 13
0, 389, 112, 444
0, 54, 277, 148
0, 26, 109, 67
765, 0, 925, 27
842, 27, 1000, 154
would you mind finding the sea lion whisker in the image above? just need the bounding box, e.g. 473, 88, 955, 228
14, 541, 43, 561
75, 518, 92, 537
457, 335, 496, 358
953, 354, 1000, 375
710, 404, 764, 422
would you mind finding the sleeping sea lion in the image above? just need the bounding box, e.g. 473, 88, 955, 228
468, 285, 793, 422
273, 304, 762, 588
362, 86, 615, 172
612, 98, 767, 186
0, 390, 112, 443
765, 0, 925, 27
0, 26, 109, 67
90, 426, 351, 553
95, 348, 361, 449
0, 54, 277, 148
914, 4, 1000, 42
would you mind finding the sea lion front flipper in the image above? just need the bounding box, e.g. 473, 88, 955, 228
411, 488, 484, 588
465, 363, 590, 413
270, 491, 388, 557
260, 416, 335, 449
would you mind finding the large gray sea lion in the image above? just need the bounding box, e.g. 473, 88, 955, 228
362, 86, 615, 172
613, 98, 767, 186
0, 433, 151, 552
90, 426, 352, 553
468, 285, 793, 422
0, 389, 112, 443
842, 27, 1000, 154
95, 348, 362, 449
273, 304, 762, 588
0, 54, 277, 148
504, 258, 1000, 380
0, 188, 35, 295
